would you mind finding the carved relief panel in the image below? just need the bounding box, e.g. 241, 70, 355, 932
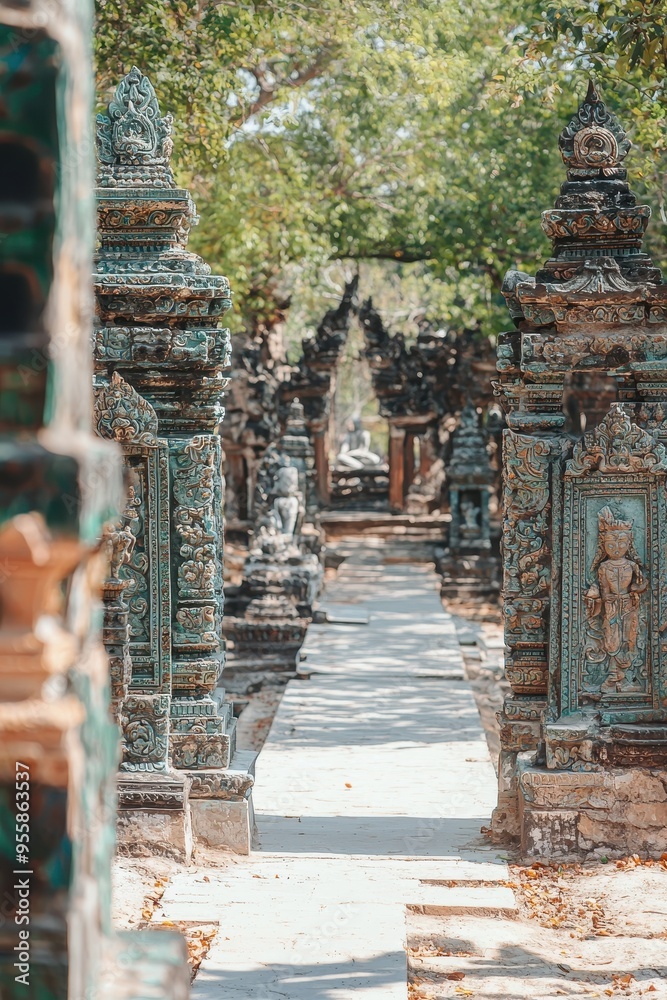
554, 404, 667, 726
502, 430, 561, 696
94, 374, 172, 773
122, 449, 171, 692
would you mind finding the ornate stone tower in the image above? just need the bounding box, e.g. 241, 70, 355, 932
493, 82, 667, 857
439, 403, 499, 600
93, 68, 254, 854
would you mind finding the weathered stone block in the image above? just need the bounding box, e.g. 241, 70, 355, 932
521, 807, 579, 859
191, 796, 254, 854
117, 807, 193, 863
518, 761, 667, 858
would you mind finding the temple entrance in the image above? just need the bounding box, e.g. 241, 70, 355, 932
330, 332, 390, 508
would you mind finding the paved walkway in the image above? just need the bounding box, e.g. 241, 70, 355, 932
160, 547, 508, 998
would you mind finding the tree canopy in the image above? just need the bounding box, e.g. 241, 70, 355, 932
94, 1, 667, 345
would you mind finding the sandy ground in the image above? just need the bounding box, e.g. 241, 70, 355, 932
408, 599, 667, 1000
408, 858, 667, 999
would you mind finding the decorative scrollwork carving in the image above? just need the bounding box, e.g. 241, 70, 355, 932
120, 695, 169, 771
559, 80, 631, 172
567, 403, 667, 476
93, 372, 158, 445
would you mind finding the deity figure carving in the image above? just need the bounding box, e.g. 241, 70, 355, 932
104, 520, 136, 582
583, 505, 648, 694
336, 417, 382, 469
251, 513, 281, 555
460, 496, 481, 534
273, 465, 301, 537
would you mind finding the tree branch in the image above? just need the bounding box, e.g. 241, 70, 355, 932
336, 247, 436, 264
232, 46, 339, 126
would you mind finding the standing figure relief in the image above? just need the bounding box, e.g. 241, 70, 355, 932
583, 505, 648, 695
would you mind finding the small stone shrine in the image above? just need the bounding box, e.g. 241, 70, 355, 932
493, 82, 667, 857
224, 400, 322, 672
93, 68, 254, 856
0, 6, 189, 996
439, 402, 499, 600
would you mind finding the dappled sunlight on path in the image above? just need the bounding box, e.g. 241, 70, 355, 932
159, 548, 507, 998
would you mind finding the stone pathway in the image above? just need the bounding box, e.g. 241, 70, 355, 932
159, 549, 510, 998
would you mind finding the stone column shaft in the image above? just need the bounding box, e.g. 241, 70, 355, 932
389, 424, 406, 511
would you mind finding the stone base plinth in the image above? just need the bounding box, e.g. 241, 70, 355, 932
117, 804, 193, 862
224, 615, 308, 670
117, 752, 257, 859
518, 754, 667, 859
191, 796, 254, 853
188, 750, 257, 854
117, 773, 192, 861
437, 548, 500, 600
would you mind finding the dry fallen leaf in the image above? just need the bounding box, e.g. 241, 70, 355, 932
447, 972, 466, 981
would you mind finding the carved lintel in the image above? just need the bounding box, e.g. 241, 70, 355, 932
188, 770, 254, 800
117, 775, 187, 811
171, 732, 231, 771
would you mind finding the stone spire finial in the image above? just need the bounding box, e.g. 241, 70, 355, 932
558, 79, 631, 177
533, 80, 660, 285
96, 66, 175, 188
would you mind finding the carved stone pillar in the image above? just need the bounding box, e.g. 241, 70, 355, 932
0, 11, 188, 998
311, 423, 331, 505
388, 423, 406, 510
419, 432, 434, 477
493, 82, 667, 858
404, 432, 416, 497
93, 68, 254, 855
491, 420, 561, 836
